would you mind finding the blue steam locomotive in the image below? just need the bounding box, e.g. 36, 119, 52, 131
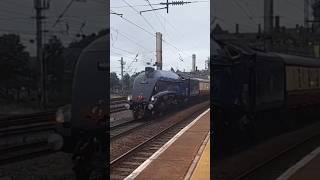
126, 67, 210, 119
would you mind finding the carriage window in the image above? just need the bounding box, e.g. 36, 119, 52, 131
298, 68, 302, 89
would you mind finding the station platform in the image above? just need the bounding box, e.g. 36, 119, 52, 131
125, 108, 210, 180
277, 146, 320, 180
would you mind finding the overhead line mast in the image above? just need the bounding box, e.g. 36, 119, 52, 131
34, 0, 49, 109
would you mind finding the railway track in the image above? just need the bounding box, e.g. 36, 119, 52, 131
0, 111, 57, 165
111, 97, 127, 102
110, 97, 128, 113
0, 112, 56, 136
0, 141, 55, 165
110, 103, 209, 180
110, 120, 148, 140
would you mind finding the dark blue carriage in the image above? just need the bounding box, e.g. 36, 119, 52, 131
213, 39, 320, 150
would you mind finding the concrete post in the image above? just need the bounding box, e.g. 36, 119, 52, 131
156, 32, 162, 70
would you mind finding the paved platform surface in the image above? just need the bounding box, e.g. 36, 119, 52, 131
133, 109, 210, 180
278, 146, 320, 180
191, 139, 210, 180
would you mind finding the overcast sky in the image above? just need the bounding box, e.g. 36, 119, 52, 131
2, 0, 309, 77
0, 0, 107, 56
110, 0, 210, 77
212, 0, 308, 33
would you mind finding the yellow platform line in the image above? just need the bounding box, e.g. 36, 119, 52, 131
190, 139, 210, 180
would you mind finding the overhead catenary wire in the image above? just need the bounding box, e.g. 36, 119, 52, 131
125, 53, 139, 71
0, 1, 105, 32
110, 50, 153, 70
110, 2, 209, 72
0, 0, 107, 58
243, 0, 259, 18
111, 1, 208, 8
110, 27, 153, 52
120, 0, 157, 32
139, 0, 209, 55
112, 46, 136, 55
112, 47, 154, 59
144, 0, 167, 34
231, 0, 258, 26
111, 10, 154, 36
111, 13, 190, 57
110, 7, 202, 59
52, 0, 75, 28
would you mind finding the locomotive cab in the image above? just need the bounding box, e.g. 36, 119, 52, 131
212, 41, 255, 144
213, 41, 251, 111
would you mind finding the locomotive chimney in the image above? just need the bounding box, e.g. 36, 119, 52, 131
192, 54, 196, 72
156, 32, 162, 70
